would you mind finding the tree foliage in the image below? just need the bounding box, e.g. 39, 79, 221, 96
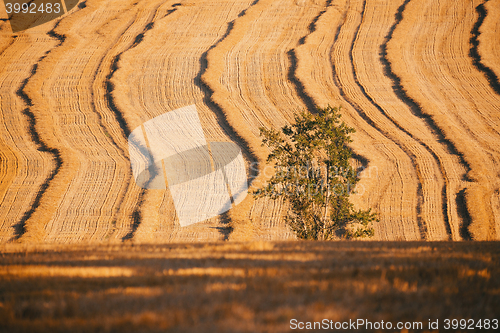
256, 106, 376, 240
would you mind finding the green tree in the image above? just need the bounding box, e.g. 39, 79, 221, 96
256, 106, 376, 240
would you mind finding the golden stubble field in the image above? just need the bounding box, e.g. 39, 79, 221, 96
0, 0, 500, 331
0, 0, 499, 243
0, 241, 499, 332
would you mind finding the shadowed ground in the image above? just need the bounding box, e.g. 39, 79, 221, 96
0, 241, 499, 332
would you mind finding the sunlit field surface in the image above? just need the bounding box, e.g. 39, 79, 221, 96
1, 0, 500, 331
1, 0, 500, 243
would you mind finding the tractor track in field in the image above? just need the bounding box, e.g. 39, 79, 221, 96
287, 0, 334, 115
470, 0, 500, 96
100, 1, 175, 241
11, 21, 67, 240
378, 0, 457, 239
195, 1, 262, 185
386, 0, 500, 240
333, 0, 431, 238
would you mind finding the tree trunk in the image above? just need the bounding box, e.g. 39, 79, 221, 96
322, 161, 330, 240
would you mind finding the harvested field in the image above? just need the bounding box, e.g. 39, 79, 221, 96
2, 1, 500, 330
0, 0, 499, 243
1, 241, 499, 332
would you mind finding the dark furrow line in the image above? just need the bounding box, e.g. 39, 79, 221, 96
298, 0, 333, 45
238, 0, 259, 17
196, 0, 262, 239
470, 0, 500, 96
379, 0, 475, 239
89, 9, 138, 236
105, 4, 176, 138
287, 50, 316, 113
328, 0, 428, 239
469, 0, 498, 240
288, 0, 333, 114
456, 188, 473, 240
287, 0, 371, 172
195, 1, 261, 185
11, 19, 67, 241
331, 1, 373, 174
379, 0, 472, 178
102, 1, 176, 241
354, 0, 435, 238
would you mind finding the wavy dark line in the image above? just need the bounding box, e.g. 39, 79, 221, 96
456, 188, 472, 240
80, 1, 167, 240
363, 0, 431, 238
105, 4, 175, 137
288, 0, 333, 114
325, 0, 429, 238
298, 0, 333, 45
380, 0, 471, 179
290, 1, 372, 189
196, 5, 261, 183
105, 2, 177, 241
196, 0, 263, 238
11, 20, 67, 241
286, 49, 317, 113
468, 1, 498, 240
287, 0, 371, 171
105, 56, 132, 137
89, 17, 138, 235
238, 0, 259, 17
470, 0, 500, 96
379, 0, 478, 239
